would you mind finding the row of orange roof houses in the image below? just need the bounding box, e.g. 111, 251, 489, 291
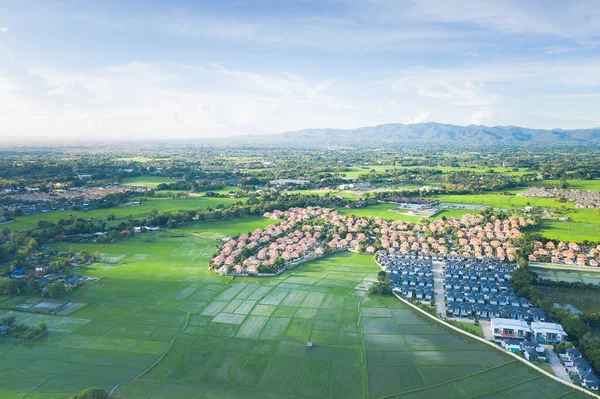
529, 240, 600, 266
210, 207, 537, 275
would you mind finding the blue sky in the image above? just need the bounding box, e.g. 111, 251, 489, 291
1, 0, 600, 139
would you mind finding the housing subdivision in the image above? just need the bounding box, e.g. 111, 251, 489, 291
388, 253, 599, 391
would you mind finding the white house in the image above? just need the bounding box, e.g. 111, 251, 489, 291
490, 318, 531, 340
531, 321, 568, 343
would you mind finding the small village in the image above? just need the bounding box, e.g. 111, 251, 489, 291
210, 206, 536, 275
529, 240, 600, 267
0, 185, 149, 218
519, 187, 600, 209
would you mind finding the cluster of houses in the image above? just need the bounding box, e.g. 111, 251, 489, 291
338, 182, 372, 190
529, 240, 600, 267
3, 252, 94, 290
490, 318, 599, 390
519, 187, 600, 209
0, 185, 148, 217
443, 259, 546, 321
490, 318, 568, 343
498, 334, 548, 362
211, 207, 340, 274
211, 207, 536, 276
559, 348, 599, 390
375, 213, 534, 260
377, 252, 434, 302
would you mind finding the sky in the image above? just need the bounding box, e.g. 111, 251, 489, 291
1, 0, 600, 140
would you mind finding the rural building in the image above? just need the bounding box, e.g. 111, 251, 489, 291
490, 318, 531, 340
531, 321, 568, 343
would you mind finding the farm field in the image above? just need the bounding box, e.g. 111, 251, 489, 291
532, 267, 600, 285
0, 219, 589, 399
534, 220, 600, 242
339, 165, 532, 178
543, 179, 600, 191
121, 176, 177, 187
115, 157, 155, 163
7, 197, 243, 231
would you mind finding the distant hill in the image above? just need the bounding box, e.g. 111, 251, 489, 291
231, 122, 600, 147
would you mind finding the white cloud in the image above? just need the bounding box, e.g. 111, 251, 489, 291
417, 81, 500, 108
0, 27, 9, 33
0, 61, 368, 139
471, 109, 493, 125
405, 112, 431, 124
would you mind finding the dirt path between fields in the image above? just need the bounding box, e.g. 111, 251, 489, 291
108, 312, 192, 397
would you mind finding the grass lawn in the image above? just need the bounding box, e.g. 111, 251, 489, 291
449, 321, 484, 338
0, 217, 587, 398
339, 203, 478, 222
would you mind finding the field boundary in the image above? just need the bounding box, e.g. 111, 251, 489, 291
108, 312, 193, 398
531, 263, 600, 273
390, 292, 599, 398
372, 256, 599, 398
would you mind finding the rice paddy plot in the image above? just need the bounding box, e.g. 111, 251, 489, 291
532, 267, 600, 285
0, 221, 591, 398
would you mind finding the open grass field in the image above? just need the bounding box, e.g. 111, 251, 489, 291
339, 203, 479, 222
340, 165, 533, 178
8, 197, 244, 231
543, 179, 600, 191
431, 192, 600, 242
0, 217, 588, 399
121, 176, 178, 187
534, 220, 600, 242
116, 157, 155, 163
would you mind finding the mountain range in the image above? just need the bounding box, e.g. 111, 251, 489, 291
229, 122, 600, 147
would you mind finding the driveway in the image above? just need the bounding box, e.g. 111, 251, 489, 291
478, 320, 494, 341
543, 344, 571, 383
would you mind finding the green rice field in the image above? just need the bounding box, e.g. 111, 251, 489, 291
8, 197, 243, 231
532, 267, 600, 285
0, 217, 589, 398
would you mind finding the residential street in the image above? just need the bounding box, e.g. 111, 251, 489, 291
432, 261, 446, 317
543, 344, 572, 383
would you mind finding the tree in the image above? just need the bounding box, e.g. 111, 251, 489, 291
1, 315, 16, 326
369, 271, 393, 296
70, 388, 109, 399
46, 281, 66, 299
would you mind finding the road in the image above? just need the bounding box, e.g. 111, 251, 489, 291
479, 320, 494, 340
432, 261, 446, 318
543, 344, 571, 383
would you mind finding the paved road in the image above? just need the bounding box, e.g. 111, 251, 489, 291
479, 320, 494, 340
543, 344, 571, 383
432, 261, 446, 318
